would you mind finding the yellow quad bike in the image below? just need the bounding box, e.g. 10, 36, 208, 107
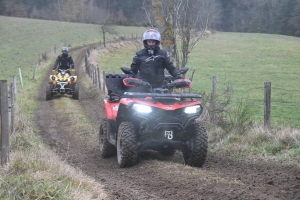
46, 69, 79, 100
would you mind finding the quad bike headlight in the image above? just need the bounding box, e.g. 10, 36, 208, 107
70, 77, 75, 81
51, 75, 56, 80
132, 104, 152, 114
184, 105, 201, 114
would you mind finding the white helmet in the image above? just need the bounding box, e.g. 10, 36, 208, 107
142, 29, 161, 54
62, 47, 69, 53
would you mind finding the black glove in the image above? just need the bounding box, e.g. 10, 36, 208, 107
174, 75, 183, 79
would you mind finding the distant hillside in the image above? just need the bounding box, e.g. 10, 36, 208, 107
0, 15, 145, 80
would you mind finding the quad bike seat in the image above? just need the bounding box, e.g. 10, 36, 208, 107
105, 73, 130, 101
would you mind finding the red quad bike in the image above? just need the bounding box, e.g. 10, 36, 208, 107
99, 66, 208, 168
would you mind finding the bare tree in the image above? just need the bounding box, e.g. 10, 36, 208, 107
100, 19, 118, 47
147, 0, 220, 69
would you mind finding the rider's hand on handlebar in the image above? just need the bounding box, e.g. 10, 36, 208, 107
52, 70, 56, 72
174, 75, 183, 79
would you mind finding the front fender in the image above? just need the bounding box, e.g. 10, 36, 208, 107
68, 76, 77, 84
49, 75, 57, 85
104, 99, 119, 120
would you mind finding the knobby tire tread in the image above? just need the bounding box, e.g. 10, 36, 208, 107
184, 121, 208, 167
117, 121, 137, 168
99, 119, 116, 158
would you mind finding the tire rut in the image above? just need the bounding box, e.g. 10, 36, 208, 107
35, 45, 300, 200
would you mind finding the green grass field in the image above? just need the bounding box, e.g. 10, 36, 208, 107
188, 32, 300, 127
0, 15, 145, 81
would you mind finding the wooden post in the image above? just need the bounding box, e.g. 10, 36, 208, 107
264, 82, 271, 128
13, 76, 17, 99
1, 80, 9, 165
85, 53, 88, 73
38, 54, 41, 66
189, 69, 195, 93
102, 71, 106, 93
97, 67, 101, 90
92, 65, 95, 84
94, 66, 97, 85
212, 75, 217, 123
18, 68, 23, 88
88, 64, 91, 78
54, 44, 56, 53
10, 83, 15, 134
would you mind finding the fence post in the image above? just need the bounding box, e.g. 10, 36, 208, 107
102, 71, 106, 93
88, 64, 91, 78
94, 66, 97, 85
92, 65, 95, 85
1, 80, 9, 165
264, 82, 271, 128
97, 67, 101, 90
85, 53, 88, 73
211, 75, 217, 122
38, 53, 41, 66
10, 83, 15, 134
19, 68, 23, 88
13, 76, 17, 99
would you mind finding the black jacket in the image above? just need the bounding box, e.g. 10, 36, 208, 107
53, 54, 74, 70
130, 48, 181, 88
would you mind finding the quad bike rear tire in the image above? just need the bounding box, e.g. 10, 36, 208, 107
99, 119, 117, 158
159, 146, 176, 157
183, 121, 208, 167
117, 121, 138, 168
72, 83, 79, 100
46, 83, 53, 101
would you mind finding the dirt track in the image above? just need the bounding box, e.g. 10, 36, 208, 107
35, 45, 300, 200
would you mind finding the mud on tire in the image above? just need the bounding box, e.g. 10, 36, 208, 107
183, 121, 208, 167
99, 119, 116, 158
46, 83, 53, 101
117, 121, 137, 168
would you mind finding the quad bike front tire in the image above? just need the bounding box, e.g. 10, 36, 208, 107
183, 121, 208, 167
72, 83, 79, 100
99, 119, 117, 158
46, 83, 53, 101
117, 121, 137, 168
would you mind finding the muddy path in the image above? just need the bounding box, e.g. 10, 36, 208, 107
35, 45, 300, 200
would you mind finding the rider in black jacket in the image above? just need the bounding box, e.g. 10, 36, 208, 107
53, 47, 75, 75
130, 29, 182, 88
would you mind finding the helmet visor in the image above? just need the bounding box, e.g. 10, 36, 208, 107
142, 29, 161, 42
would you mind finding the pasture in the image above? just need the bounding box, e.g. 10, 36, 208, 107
0, 16, 145, 80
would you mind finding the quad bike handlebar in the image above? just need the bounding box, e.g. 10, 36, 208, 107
52, 69, 75, 73
120, 66, 192, 91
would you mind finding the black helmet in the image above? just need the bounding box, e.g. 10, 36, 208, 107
142, 29, 161, 54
